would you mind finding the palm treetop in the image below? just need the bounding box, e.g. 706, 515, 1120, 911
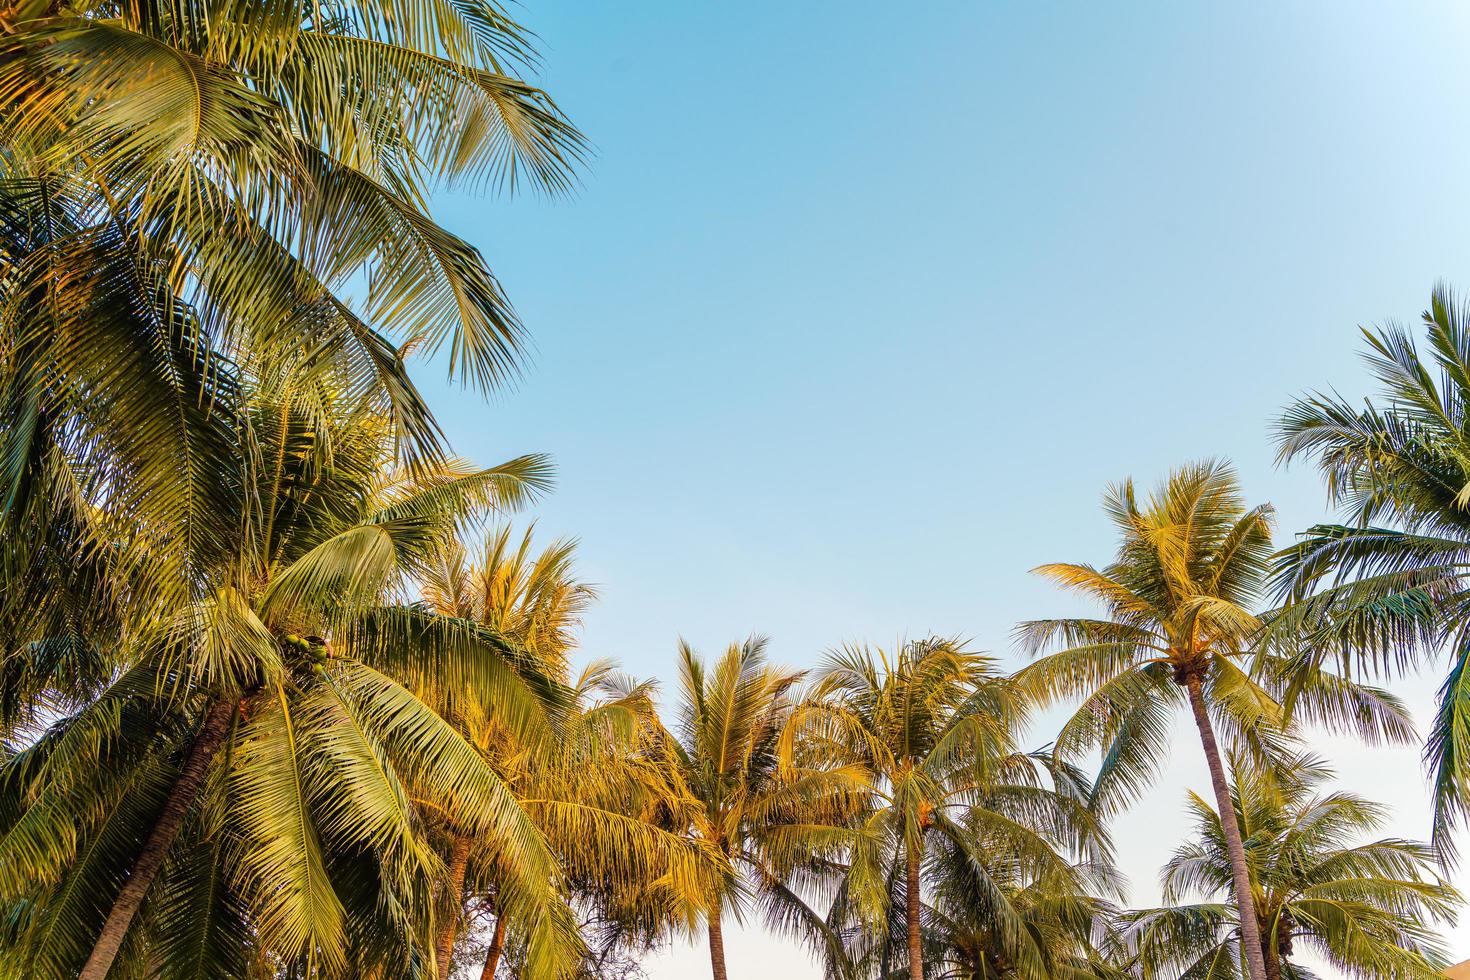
1273, 286, 1470, 852
1016, 461, 1419, 980
1014, 462, 1286, 816
423, 525, 598, 679
1020, 460, 1275, 688
802, 638, 1021, 771
0, 368, 576, 979
672, 636, 797, 827
1016, 461, 1414, 812
0, 0, 587, 634
796, 637, 1112, 980
660, 636, 864, 980
1122, 754, 1459, 980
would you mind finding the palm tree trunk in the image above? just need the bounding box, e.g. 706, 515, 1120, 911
435, 835, 474, 980
479, 911, 507, 980
79, 697, 236, 980
1183, 674, 1267, 980
707, 899, 728, 980
1262, 938, 1282, 980
906, 843, 924, 980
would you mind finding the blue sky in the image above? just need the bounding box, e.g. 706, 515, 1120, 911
423, 2, 1470, 973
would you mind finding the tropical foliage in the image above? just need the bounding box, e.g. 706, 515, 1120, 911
1, 0, 1467, 975
1015, 462, 1417, 980
658, 636, 859, 980
1122, 754, 1457, 980
0, 0, 583, 596
795, 639, 1112, 980
0, 366, 566, 979
416, 528, 716, 980
1274, 284, 1470, 854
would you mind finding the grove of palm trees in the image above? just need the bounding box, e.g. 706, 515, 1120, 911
0, 1, 1466, 978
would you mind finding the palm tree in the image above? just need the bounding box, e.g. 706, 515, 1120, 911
663, 636, 860, 980
0, 0, 583, 597
935, 877, 1125, 980
0, 369, 573, 979
508, 661, 722, 980
1273, 284, 1470, 853
1122, 754, 1459, 980
904, 858, 1126, 980
1015, 462, 1415, 980
792, 638, 1103, 980
419, 525, 598, 978
827, 773, 1124, 980
417, 528, 714, 980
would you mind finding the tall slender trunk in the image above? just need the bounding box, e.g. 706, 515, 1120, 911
707, 899, 728, 980
435, 835, 474, 980
79, 697, 237, 980
906, 843, 923, 980
479, 910, 507, 980
1183, 674, 1267, 980
1262, 934, 1282, 980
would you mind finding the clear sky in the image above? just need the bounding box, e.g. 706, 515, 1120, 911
422, 2, 1470, 974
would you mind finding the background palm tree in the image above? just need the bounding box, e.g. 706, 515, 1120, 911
1121, 754, 1458, 980
792, 638, 1101, 980
827, 768, 1123, 980
419, 524, 596, 978
911, 858, 1125, 980
0, 369, 570, 979
508, 661, 721, 979
1273, 284, 1470, 854
1015, 462, 1416, 980
663, 636, 859, 980
418, 528, 714, 980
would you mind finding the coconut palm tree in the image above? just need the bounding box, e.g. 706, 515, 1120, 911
1015, 462, 1416, 980
0, 0, 583, 602
791, 637, 1104, 980
418, 525, 598, 977
1121, 754, 1459, 980
663, 636, 862, 980
1273, 284, 1470, 854
501, 661, 721, 980
915, 862, 1126, 980
417, 529, 715, 980
0, 368, 576, 979
825, 770, 1124, 980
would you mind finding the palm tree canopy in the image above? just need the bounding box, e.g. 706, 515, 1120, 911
660, 637, 862, 963
1018, 459, 1276, 691
796, 638, 1114, 980
1274, 284, 1470, 851
1016, 461, 1413, 814
0, 0, 585, 635
416, 528, 719, 978
0, 367, 573, 978
1121, 755, 1459, 980
2, 0, 583, 385
423, 525, 598, 675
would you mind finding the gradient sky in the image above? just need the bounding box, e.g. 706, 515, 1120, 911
421, 3, 1470, 974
